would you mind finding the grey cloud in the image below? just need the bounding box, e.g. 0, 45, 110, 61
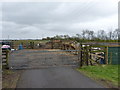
1, 1, 118, 39
2, 2, 117, 25
2, 21, 76, 39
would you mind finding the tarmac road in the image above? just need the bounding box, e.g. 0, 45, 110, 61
16, 66, 104, 88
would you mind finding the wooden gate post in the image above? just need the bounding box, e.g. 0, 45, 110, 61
79, 43, 83, 68
86, 46, 89, 66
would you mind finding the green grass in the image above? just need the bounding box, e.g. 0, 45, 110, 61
77, 65, 119, 87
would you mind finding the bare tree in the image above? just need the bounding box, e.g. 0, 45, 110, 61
97, 30, 106, 40
86, 30, 90, 40
88, 30, 94, 40
82, 30, 86, 39
63, 35, 70, 39
81, 30, 90, 39
112, 29, 120, 40
108, 31, 113, 40
76, 34, 81, 39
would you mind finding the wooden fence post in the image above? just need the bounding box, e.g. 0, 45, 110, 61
89, 45, 93, 66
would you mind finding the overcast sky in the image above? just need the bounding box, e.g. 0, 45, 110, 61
0, 0, 118, 39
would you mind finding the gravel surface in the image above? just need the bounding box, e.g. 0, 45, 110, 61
9, 49, 79, 69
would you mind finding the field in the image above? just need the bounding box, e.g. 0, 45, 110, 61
77, 65, 119, 88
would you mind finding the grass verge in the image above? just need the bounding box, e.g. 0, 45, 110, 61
2, 69, 22, 89
77, 65, 119, 88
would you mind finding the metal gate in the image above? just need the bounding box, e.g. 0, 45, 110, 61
9, 49, 79, 70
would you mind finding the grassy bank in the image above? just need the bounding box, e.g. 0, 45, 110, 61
77, 65, 119, 88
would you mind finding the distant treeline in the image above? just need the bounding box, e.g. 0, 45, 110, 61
42, 29, 120, 42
